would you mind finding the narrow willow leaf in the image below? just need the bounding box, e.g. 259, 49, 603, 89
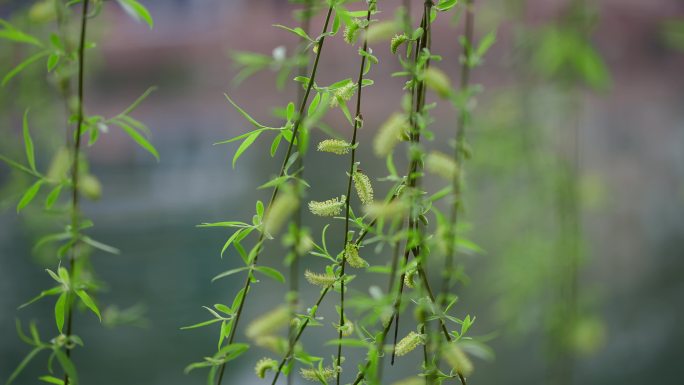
5, 346, 46, 385
18, 286, 62, 309
270, 133, 282, 157
2, 50, 49, 86
180, 318, 222, 330
307, 92, 321, 117
22, 109, 36, 172
116, 0, 154, 29
273, 24, 313, 42
75, 290, 101, 321
0, 20, 42, 46
0, 154, 36, 176
254, 266, 285, 283
55, 292, 67, 333
17, 180, 43, 212
118, 86, 157, 117
116, 121, 159, 161
53, 348, 78, 385
232, 130, 261, 169
212, 266, 250, 282
38, 375, 64, 385
224, 94, 269, 129
81, 236, 121, 255
44, 184, 63, 209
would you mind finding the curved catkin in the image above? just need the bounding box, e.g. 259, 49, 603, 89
245, 305, 290, 339
264, 187, 299, 235
391, 33, 409, 54
404, 265, 418, 288
339, 318, 354, 336
317, 139, 351, 155
395, 331, 425, 356
300, 366, 337, 381
363, 200, 409, 220
304, 270, 336, 287
345, 243, 368, 268
424, 67, 452, 99
426, 151, 459, 180
308, 196, 346, 217
374, 112, 408, 157
443, 343, 474, 377
343, 19, 362, 44
352, 172, 374, 205
254, 357, 278, 379
330, 82, 356, 107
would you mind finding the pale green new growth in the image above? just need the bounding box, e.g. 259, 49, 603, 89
426, 151, 459, 180
391, 33, 409, 54
345, 243, 368, 268
300, 366, 338, 382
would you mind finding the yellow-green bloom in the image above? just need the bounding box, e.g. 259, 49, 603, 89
300, 366, 337, 382
304, 270, 336, 287
391, 33, 409, 54
443, 343, 474, 377
374, 112, 408, 157
330, 82, 356, 107
395, 331, 425, 356
317, 139, 351, 155
245, 306, 290, 339
426, 151, 459, 181
345, 243, 368, 268
424, 67, 452, 99
255, 357, 278, 379
353, 172, 374, 205
308, 196, 346, 217
264, 187, 299, 235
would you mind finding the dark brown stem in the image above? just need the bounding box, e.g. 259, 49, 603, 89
214, 6, 335, 385
64, 1, 89, 384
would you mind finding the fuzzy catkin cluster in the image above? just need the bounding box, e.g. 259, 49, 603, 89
300, 366, 338, 381
426, 151, 459, 180
352, 172, 374, 205
330, 82, 356, 107
443, 343, 474, 377
254, 357, 278, 379
308, 196, 346, 217
345, 243, 368, 268
304, 270, 336, 287
374, 112, 408, 157
395, 331, 425, 356
245, 305, 290, 339
317, 139, 351, 155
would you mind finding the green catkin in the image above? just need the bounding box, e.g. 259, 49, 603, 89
343, 19, 362, 44
423, 67, 452, 99
308, 195, 346, 217
426, 151, 459, 180
363, 199, 409, 220
391, 378, 424, 385
394, 331, 425, 356
317, 139, 351, 155
304, 270, 337, 287
245, 305, 290, 339
373, 112, 408, 157
255, 358, 278, 379
352, 172, 374, 205
390, 33, 409, 54
254, 335, 289, 355
300, 366, 338, 382
330, 82, 356, 107
264, 187, 299, 235
345, 243, 368, 268
339, 318, 354, 336
365, 20, 399, 44
403, 264, 418, 288
443, 343, 474, 377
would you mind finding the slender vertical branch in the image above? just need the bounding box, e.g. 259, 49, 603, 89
287, 3, 313, 385
440, 0, 475, 304
214, 6, 335, 385
63, 1, 89, 384
335, 3, 375, 385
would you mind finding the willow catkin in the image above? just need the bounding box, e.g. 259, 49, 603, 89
395, 331, 425, 356
374, 112, 408, 157
317, 139, 351, 155
254, 357, 278, 379
308, 196, 346, 217
353, 172, 374, 205
426, 151, 459, 181
345, 243, 368, 268
245, 305, 290, 339
304, 270, 336, 287
443, 343, 474, 377
264, 187, 299, 235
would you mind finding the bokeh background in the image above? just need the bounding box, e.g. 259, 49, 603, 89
1, 0, 683, 384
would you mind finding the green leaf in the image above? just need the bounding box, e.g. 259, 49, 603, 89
180, 318, 222, 330
211, 266, 250, 282
81, 236, 121, 255
435, 0, 459, 11
273, 24, 313, 42
232, 130, 261, 169
17, 180, 44, 212
286, 102, 295, 121
5, 346, 46, 385
47, 53, 60, 72
53, 348, 78, 385
116, 120, 159, 161
55, 292, 67, 333
22, 109, 36, 172
116, 0, 154, 29
0, 20, 42, 46
2, 50, 49, 86
75, 290, 101, 321
254, 266, 285, 283
224, 93, 269, 129
44, 184, 63, 209
308, 92, 321, 117
270, 133, 282, 157
476, 30, 497, 58
18, 286, 62, 309
38, 375, 64, 385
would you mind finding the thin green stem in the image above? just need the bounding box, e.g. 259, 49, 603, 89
214, 6, 335, 385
